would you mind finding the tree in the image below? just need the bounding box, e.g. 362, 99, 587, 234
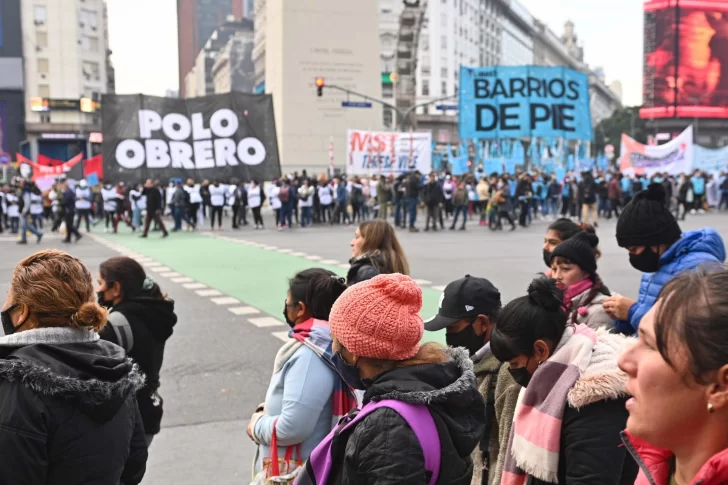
594, 106, 647, 157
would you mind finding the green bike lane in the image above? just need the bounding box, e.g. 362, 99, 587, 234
95, 231, 446, 344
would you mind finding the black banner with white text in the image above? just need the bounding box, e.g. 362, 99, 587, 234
102, 93, 281, 183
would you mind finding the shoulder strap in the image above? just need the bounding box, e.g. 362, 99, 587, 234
107, 311, 134, 352
348, 400, 441, 485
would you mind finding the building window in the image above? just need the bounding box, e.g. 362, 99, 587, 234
441, 67, 447, 77
38, 84, 50, 97
40, 113, 51, 123
441, 81, 447, 95
383, 109, 393, 127
81, 9, 98, 30
34, 5, 47, 24
36, 31, 48, 48
81, 35, 99, 51
83, 61, 100, 81
422, 80, 430, 96
422, 63, 430, 74
37, 58, 49, 74
441, 13, 447, 27
441, 35, 447, 48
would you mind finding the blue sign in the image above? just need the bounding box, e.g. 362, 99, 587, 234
436, 105, 458, 111
342, 101, 373, 108
458, 66, 593, 141
86, 172, 99, 187
0, 154, 9, 165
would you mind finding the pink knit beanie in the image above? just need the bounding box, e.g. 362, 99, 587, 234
330, 273, 423, 360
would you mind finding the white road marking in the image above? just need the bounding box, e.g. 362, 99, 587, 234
319, 259, 340, 265
159, 271, 182, 278
338, 264, 350, 269
211, 296, 240, 305
172, 277, 195, 283
249, 317, 286, 328
413, 279, 433, 286
144, 262, 163, 268
183, 282, 207, 289
228, 306, 260, 316
150, 266, 172, 273
271, 331, 290, 343
278, 249, 292, 254
432, 285, 447, 292
290, 251, 306, 257
305, 255, 322, 261
196, 289, 223, 297
262, 245, 277, 250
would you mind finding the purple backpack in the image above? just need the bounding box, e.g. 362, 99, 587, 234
294, 399, 441, 485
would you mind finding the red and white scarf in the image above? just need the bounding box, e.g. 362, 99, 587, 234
502, 324, 597, 485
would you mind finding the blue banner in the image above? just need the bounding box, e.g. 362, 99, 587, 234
484, 158, 502, 175
694, 145, 728, 174
459, 66, 593, 141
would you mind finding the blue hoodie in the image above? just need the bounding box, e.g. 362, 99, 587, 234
615, 228, 726, 334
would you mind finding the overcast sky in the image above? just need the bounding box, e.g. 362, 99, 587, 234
107, 0, 643, 106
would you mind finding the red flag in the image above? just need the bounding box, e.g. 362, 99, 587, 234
37, 154, 64, 167
83, 155, 103, 179
16, 153, 33, 165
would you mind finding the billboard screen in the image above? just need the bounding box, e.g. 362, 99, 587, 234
641, 0, 728, 119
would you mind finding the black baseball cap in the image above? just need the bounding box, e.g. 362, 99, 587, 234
424, 275, 502, 331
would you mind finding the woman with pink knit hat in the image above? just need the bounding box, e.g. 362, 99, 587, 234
295, 273, 487, 485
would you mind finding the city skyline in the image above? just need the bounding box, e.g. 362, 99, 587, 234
108, 0, 643, 106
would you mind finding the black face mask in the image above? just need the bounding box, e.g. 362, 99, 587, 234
283, 301, 296, 328
1, 305, 18, 336
543, 249, 553, 269
332, 352, 369, 390
446, 323, 484, 357
508, 357, 533, 388
629, 247, 661, 273
97, 291, 115, 309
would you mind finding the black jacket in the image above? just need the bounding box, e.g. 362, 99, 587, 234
347, 252, 385, 285
329, 348, 486, 485
528, 397, 638, 485
0, 339, 147, 484
423, 181, 444, 206
143, 187, 163, 213
406, 173, 422, 199
100, 297, 177, 435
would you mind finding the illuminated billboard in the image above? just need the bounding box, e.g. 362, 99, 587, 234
641, 0, 728, 119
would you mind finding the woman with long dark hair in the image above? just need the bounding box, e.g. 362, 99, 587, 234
542, 218, 598, 274
97, 256, 178, 446
247, 268, 354, 481
491, 277, 637, 485
347, 219, 410, 285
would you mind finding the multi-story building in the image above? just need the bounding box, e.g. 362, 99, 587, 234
20, 0, 107, 160
177, 0, 238, 98
184, 17, 253, 98
254, 0, 382, 174
0, 0, 25, 162
212, 19, 256, 95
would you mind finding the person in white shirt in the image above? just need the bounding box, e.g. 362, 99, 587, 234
208, 180, 227, 230
184, 179, 203, 226
101, 183, 118, 232
298, 179, 314, 227
247, 180, 265, 229
268, 181, 281, 228
318, 181, 334, 223
5, 189, 20, 233
74, 180, 93, 232
29, 187, 44, 229
129, 184, 145, 230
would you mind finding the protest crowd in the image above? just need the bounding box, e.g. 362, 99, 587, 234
1, 163, 728, 485
2, 165, 727, 240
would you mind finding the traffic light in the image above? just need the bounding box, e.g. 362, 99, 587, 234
315, 77, 325, 97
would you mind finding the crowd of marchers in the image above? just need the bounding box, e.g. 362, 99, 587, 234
2, 166, 726, 243
0, 180, 727, 485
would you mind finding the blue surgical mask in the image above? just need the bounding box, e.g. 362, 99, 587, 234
332, 351, 368, 390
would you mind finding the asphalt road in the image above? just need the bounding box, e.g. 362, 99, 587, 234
1, 209, 726, 484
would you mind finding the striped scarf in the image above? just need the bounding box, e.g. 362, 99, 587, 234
290, 318, 358, 428
502, 324, 597, 485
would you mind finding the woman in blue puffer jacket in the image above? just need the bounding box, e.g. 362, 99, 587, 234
603, 183, 726, 334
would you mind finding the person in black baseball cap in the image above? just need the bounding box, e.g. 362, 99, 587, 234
425, 275, 502, 357
426, 275, 519, 485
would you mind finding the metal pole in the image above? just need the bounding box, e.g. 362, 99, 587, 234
399, 94, 458, 132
